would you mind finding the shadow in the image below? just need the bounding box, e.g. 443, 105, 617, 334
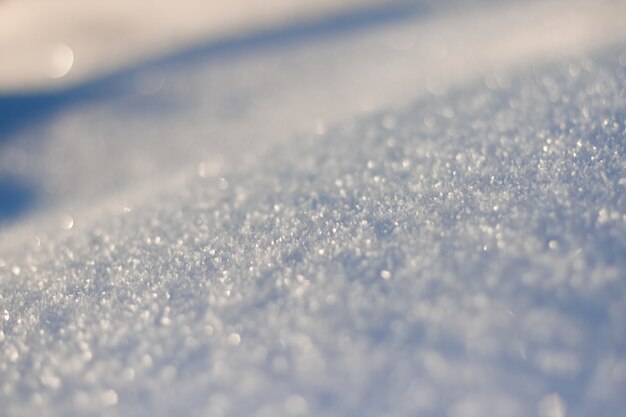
0, 176, 37, 223
0, 86, 115, 143
0, 1, 429, 141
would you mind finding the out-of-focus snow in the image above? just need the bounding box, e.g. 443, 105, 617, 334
1, 1, 626, 416
0, 0, 391, 92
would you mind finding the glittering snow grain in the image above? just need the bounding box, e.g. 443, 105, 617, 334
1, 45, 626, 417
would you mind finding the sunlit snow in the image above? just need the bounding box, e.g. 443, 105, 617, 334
1, 1, 625, 417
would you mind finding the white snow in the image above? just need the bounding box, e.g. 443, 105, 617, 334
1, 1, 626, 416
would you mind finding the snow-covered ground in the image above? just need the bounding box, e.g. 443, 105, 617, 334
1, 1, 625, 416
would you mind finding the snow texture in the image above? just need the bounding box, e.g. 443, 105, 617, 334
1, 1, 626, 416
1, 46, 625, 416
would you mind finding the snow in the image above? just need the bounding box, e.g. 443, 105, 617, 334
3, 0, 624, 222
0, 0, 388, 91
1, 1, 626, 417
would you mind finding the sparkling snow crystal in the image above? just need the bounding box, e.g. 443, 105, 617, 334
1, 46, 625, 416
1, 0, 626, 412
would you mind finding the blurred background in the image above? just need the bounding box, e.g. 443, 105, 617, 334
0, 0, 401, 92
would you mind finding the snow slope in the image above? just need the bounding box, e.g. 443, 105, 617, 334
2, 0, 624, 225
1, 1, 626, 416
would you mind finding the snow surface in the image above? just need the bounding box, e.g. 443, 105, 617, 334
1, 2, 626, 417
